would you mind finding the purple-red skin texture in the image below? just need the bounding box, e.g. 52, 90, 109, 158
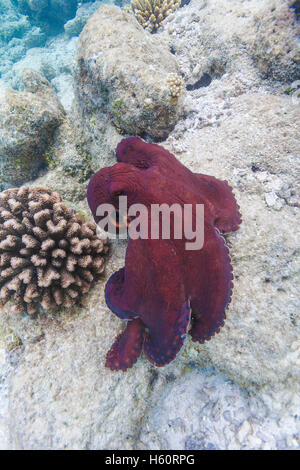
87, 137, 242, 371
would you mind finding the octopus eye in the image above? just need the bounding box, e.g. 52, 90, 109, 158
135, 160, 150, 169
113, 190, 125, 198
109, 210, 130, 228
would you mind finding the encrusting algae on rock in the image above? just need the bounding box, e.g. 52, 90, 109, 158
0, 186, 109, 316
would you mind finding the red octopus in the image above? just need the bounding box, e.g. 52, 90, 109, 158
87, 137, 241, 371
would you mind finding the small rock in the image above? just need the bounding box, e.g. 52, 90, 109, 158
265, 192, 285, 210
237, 421, 251, 443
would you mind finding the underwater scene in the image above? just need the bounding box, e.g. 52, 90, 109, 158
0, 0, 299, 452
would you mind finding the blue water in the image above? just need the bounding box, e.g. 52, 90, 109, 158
0, 0, 129, 92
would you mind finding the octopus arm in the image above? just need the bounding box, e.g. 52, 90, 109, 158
188, 227, 233, 343
194, 174, 242, 233
143, 299, 192, 367
105, 318, 145, 371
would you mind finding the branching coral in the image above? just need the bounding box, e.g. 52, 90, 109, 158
0, 186, 109, 315
167, 73, 183, 101
131, 0, 181, 32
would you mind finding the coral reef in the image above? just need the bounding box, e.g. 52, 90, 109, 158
0, 186, 108, 315
0, 1, 101, 98
0, 0, 33, 43
3, 36, 79, 112
131, 0, 181, 32
0, 0, 46, 82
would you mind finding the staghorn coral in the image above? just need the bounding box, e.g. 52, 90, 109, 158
131, 0, 181, 32
0, 186, 108, 315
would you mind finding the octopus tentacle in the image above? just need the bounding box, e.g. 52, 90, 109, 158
190, 232, 233, 343
143, 299, 191, 366
193, 174, 242, 233
105, 318, 145, 371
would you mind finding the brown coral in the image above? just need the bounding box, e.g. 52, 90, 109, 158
167, 73, 183, 102
0, 186, 109, 315
131, 0, 181, 32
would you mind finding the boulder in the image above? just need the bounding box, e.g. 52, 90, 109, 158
250, 0, 300, 81
74, 4, 184, 141
0, 70, 65, 189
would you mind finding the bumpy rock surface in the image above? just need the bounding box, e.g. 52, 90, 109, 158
0, 70, 65, 189
138, 368, 300, 450
74, 4, 184, 141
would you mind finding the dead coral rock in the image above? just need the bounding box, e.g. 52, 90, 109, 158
74, 4, 184, 141
0, 186, 108, 315
0, 69, 65, 190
